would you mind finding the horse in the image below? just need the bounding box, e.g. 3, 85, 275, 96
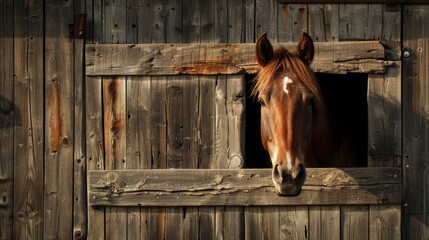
253, 32, 361, 196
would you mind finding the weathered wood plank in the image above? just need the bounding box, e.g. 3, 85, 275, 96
309, 206, 340, 240
85, 75, 105, 240
86, 41, 394, 76
402, 5, 429, 240
369, 205, 401, 240
226, 75, 245, 169
73, 24, 87, 240
308, 4, 339, 42
103, 76, 127, 240
368, 65, 401, 166
0, 0, 14, 239
89, 167, 401, 207
278, 3, 307, 42
255, 0, 278, 41
279, 206, 308, 240
245, 206, 280, 240
13, 0, 44, 238
341, 205, 369, 240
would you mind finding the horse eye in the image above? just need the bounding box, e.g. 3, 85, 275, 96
258, 98, 266, 107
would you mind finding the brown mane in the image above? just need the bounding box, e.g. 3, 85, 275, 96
252, 47, 327, 131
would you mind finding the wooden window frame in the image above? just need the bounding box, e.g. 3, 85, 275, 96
86, 40, 402, 207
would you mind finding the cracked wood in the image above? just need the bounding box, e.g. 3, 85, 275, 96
86, 41, 397, 76
89, 168, 401, 207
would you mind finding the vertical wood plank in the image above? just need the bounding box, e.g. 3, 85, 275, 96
227, 0, 244, 43
244, 0, 255, 43
214, 75, 228, 169
183, 0, 200, 43
73, 8, 87, 240
166, 76, 184, 168
0, 0, 14, 239
138, 0, 153, 43
402, 5, 429, 240
339, 4, 384, 41
279, 206, 308, 240
244, 207, 261, 240
256, 0, 278, 41
214, 0, 228, 43
86, 75, 105, 239
13, 0, 44, 238
103, 77, 127, 239
125, 1, 145, 238
126, 76, 152, 240
197, 76, 215, 169
86, 1, 103, 238
339, 4, 369, 40
369, 205, 400, 240
102, 1, 129, 238
309, 206, 340, 240
382, 6, 401, 41
341, 205, 369, 240
103, 0, 127, 44
368, 65, 401, 167
214, 75, 244, 239
278, 3, 307, 42
308, 4, 339, 42
245, 207, 279, 240
150, 83, 168, 171
226, 75, 245, 169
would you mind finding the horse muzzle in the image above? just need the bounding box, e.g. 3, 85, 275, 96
272, 164, 306, 196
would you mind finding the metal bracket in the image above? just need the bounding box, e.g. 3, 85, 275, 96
74, 14, 86, 39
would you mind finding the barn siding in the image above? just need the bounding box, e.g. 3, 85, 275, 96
13, 0, 45, 239
1, 1, 427, 239
403, 5, 429, 240
0, 0, 14, 240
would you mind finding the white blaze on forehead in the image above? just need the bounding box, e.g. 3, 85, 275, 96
283, 76, 293, 94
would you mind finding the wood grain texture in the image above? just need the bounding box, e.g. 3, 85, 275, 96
370, 205, 401, 240
402, 5, 429, 240
13, 0, 44, 239
341, 205, 369, 240
73, 33, 87, 240
279, 206, 308, 240
89, 168, 401, 207
309, 206, 340, 240
86, 41, 394, 76
368, 65, 401, 165
308, 4, 339, 42
0, 1, 14, 239
85, 75, 105, 240
72, 2, 87, 240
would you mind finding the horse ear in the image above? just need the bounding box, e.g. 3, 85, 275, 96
256, 33, 274, 67
296, 32, 314, 65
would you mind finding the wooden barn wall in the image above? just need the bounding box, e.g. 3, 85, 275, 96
0, 0, 427, 239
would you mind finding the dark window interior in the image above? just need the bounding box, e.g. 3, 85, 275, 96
244, 73, 368, 168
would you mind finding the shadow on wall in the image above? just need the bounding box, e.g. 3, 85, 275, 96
0, 95, 20, 129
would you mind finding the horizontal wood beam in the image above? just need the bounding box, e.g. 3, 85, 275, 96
86, 41, 399, 76
89, 168, 401, 207
278, 0, 427, 3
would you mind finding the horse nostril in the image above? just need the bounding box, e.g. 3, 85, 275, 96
292, 164, 302, 179
273, 164, 289, 184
